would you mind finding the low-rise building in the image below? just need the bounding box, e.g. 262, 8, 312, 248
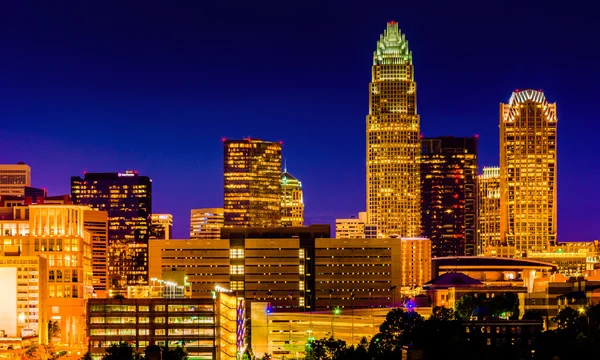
87, 292, 244, 360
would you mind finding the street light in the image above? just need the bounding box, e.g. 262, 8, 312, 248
331, 307, 341, 338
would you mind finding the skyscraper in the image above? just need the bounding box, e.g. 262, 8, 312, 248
500, 89, 557, 255
421, 137, 478, 257
281, 168, 304, 227
366, 21, 421, 238
0, 163, 31, 197
223, 138, 282, 227
190, 208, 224, 240
71, 171, 152, 290
150, 214, 173, 240
477, 167, 501, 256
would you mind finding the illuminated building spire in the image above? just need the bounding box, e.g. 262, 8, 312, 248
367, 22, 421, 238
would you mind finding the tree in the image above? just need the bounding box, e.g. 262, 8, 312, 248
24, 345, 56, 360
311, 337, 347, 360
163, 347, 187, 360
368, 308, 424, 360
80, 352, 93, 360
48, 320, 60, 341
102, 342, 141, 360
553, 307, 584, 331
260, 354, 271, 360
455, 294, 478, 320
429, 306, 455, 321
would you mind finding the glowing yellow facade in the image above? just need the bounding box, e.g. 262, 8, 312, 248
477, 167, 501, 255
367, 21, 420, 238
500, 90, 557, 255
190, 208, 224, 239
281, 170, 304, 227
223, 139, 282, 227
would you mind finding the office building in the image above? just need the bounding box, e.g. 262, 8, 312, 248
251, 303, 389, 359
223, 138, 282, 227
421, 137, 478, 257
366, 21, 421, 238
71, 171, 152, 290
0, 256, 48, 344
150, 214, 173, 240
281, 169, 304, 227
84, 210, 109, 297
87, 292, 244, 360
0, 163, 31, 197
150, 226, 431, 311
0, 205, 94, 347
477, 167, 501, 256
526, 241, 600, 277
500, 89, 557, 255
335, 212, 366, 239
190, 208, 224, 240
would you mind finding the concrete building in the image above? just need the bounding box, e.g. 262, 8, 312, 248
500, 89, 557, 255
87, 292, 244, 360
150, 227, 432, 311
526, 241, 600, 277
223, 139, 282, 228
335, 212, 366, 239
251, 302, 389, 359
366, 22, 421, 238
0, 256, 48, 344
0, 163, 31, 197
190, 208, 224, 240
150, 214, 173, 240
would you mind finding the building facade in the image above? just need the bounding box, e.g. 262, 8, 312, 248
477, 167, 501, 256
223, 139, 282, 228
500, 90, 557, 255
0, 163, 31, 197
335, 212, 367, 239
190, 208, 224, 240
421, 137, 478, 257
366, 21, 421, 238
87, 293, 244, 360
71, 171, 152, 290
281, 170, 304, 227
150, 214, 173, 240
84, 210, 109, 298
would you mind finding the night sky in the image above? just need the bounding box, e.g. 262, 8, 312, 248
1, 1, 598, 241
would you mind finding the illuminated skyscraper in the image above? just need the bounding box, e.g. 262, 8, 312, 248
477, 167, 501, 255
281, 168, 304, 227
71, 171, 152, 290
421, 137, 478, 257
367, 21, 420, 238
190, 208, 224, 239
0, 163, 31, 197
150, 214, 173, 240
500, 89, 557, 255
223, 138, 282, 227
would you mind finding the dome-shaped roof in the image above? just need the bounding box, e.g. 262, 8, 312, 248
424, 272, 483, 287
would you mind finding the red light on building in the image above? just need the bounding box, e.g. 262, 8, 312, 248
515, 89, 519, 92
475, 134, 479, 138
389, 20, 396, 24
419, 134, 423, 139
279, 141, 283, 145
221, 138, 226, 142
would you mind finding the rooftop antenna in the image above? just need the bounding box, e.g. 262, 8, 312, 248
284, 159, 287, 173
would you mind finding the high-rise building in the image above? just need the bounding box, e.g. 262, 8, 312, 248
421, 137, 478, 257
367, 21, 421, 238
0, 205, 94, 347
0, 163, 31, 197
84, 209, 109, 297
71, 171, 152, 290
399, 237, 432, 295
190, 208, 224, 240
150, 214, 173, 240
477, 167, 501, 256
500, 90, 557, 255
223, 138, 282, 227
281, 169, 304, 227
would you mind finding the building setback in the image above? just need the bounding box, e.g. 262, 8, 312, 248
190, 208, 224, 240
421, 136, 478, 257
500, 90, 557, 256
367, 21, 421, 238
223, 139, 282, 228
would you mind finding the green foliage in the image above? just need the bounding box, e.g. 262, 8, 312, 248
48, 320, 61, 340
102, 342, 142, 360
429, 306, 455, 321
162, 347, 187, 360
80, 352, 93, 360
368, 308, 424, 359
311, 337, 347, 360
455, 293, 518, 320
552, 307, 584, 330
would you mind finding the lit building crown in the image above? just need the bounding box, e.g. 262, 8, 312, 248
504, 89, 557, 123
373, 21, 412, 66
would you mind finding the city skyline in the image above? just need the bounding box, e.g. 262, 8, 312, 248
1, 2, 598, 241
